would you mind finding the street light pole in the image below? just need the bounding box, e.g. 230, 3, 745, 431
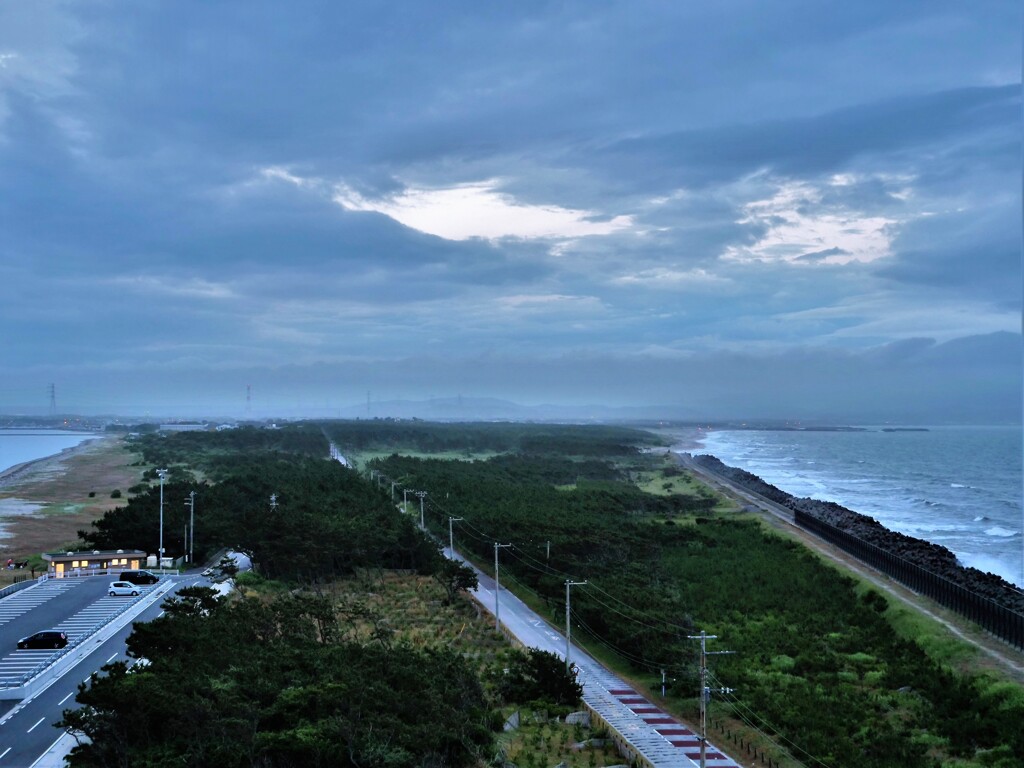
185, 491, 196, 564
493, 542, 511, 633
448, 517, 463, 556
156, 468, 168, 568
565, 580, 587, 671
416, 491, 427, 530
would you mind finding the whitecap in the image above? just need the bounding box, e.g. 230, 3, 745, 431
973, 516, 990, 522
984, 526, 1020, 538
950, 483, 967, 489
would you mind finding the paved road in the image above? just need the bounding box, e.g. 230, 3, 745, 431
453, 547, 739, 768
0, 574, 207, 767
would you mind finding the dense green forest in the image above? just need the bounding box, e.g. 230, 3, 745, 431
70, 422, 1024, 767
61, 587, 494, 768
67, 425, 590, 767
368, 447, 1024, 768
80, 427, 435, 580
320, 419, 665, 458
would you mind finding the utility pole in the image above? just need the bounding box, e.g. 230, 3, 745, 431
687, 631, 735, 768
390, 481, 396, 502
564, 580, 587, 671
448, 516, 463, 557
185, 491, 196, 564
416, 491, 427, 529
156, 469, 168, 568
546, 540, 551, 561
493, 543, 511, 633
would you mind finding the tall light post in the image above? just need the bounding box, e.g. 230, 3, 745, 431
185, 491, 196, 564
565, 579, 587, 671
156, 468, 168, 568
416, 491, 427, 530
448, 516, 463, 557
493, 542, 511, 633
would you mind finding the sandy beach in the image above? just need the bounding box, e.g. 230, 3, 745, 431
0, 436, 143, 572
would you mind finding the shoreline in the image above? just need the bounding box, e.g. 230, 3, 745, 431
0, 439, 98, 489
672, 426, 1022, 586
0, 435, 141, 562
685, 451, 1024, 615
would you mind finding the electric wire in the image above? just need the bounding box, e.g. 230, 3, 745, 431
569, 608, 671, 672
380, 466, 825, 768
706, 671, 825, 768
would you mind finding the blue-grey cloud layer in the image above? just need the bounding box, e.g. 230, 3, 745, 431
0, 0, 1019, 420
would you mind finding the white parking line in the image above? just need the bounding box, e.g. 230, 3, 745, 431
27, 717, 45, 733
59, 691, 75, 705
106, 653, 118, 663
0, 747, 10, 759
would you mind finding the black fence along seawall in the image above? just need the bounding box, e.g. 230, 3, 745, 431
794, 510, 1024, 650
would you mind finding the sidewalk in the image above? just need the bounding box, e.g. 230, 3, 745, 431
459, 548, 739, 768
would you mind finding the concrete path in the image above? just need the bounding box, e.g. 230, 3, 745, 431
458, 547, 739, 768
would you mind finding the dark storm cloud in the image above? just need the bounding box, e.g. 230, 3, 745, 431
877, 202, 1021, 307
590, 86, 1019, 191
0, 0, 1018, 418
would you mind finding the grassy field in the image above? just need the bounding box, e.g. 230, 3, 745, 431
239, 568, 626, 768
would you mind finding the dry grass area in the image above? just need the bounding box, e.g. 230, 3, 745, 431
0, 436, 144, 578
245, 570, 624, 768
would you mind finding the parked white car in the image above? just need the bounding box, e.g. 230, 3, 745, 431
108, 581, 141, 597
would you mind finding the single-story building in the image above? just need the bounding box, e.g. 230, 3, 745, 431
42, 549, 147, 577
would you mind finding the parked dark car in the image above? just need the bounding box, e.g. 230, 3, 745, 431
119, 570, 159, 585
18, 630, 68, 650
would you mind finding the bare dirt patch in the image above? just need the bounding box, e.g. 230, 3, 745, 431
0, 436, 144, 574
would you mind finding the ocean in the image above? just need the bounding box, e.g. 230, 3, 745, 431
0, 429, 99, 478
690, 426, 1023, 588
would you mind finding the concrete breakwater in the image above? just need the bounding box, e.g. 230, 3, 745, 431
692, 454, 1024, 616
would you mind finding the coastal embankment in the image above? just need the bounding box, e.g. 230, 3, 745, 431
689, 453, 1024, 616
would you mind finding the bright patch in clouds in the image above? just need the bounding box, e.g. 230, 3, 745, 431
109, 275, 236, 300
611, 267, 731, 291
334, 180, 633, 241
724, 179, 898, 265
496, 293, 604, 315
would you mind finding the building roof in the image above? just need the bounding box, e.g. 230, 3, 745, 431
42, 549, 147, 562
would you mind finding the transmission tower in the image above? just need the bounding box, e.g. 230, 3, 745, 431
246, 384, 252, 415
48, 383, 56, 415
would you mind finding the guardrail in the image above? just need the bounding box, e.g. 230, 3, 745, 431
0, 576, 44, 601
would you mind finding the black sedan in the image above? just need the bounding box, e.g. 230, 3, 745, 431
17, 630, 68, 650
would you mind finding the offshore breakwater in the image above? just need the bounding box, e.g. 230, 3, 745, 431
692, 454, 1024, 644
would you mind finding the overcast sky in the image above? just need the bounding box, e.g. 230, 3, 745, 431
1, 1, 1020, 421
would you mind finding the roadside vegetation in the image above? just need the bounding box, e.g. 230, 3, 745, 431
61, 423, 592, 767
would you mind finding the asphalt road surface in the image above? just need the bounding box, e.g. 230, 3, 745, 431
0, 573, 208, 767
